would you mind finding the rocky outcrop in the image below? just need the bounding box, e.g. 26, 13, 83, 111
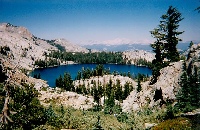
0, 23, 89, 70
186, 43, 200, 74
54, 38, 89, 53
74, 74, 137, 89
153, 62, 182, 100
0, 54, 48, 88
122, 61, 183, 112
187, 44, 200, 60
74, 74, 138, 108
0, 53, 95, 110
122, 43, 200, 112
0, 23, 93, 110
0, 23, 58, 70
123, 50, 155, 65
39, 87, 94, 110
38, 74, 138, 110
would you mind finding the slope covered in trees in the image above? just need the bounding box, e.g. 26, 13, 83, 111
49, 51, 126, 64
34, 50, 154, 68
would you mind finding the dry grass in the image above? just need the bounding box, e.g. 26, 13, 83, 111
35, 102, 196, 130
152, 117, 192, 130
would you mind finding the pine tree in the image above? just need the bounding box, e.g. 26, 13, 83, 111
150, 40, 165, 84
96, 64, 104, 76
98, 85, 103, 100
106, 89, 115, 108
175, 62, 190, 112
55, 75, 63, 87
189, 41, 194, 48
105, 78, 112, 98
63, 73, 73, 91
3, 84, 47, 129
176, 71, 190, 112
150, 6, 184, 84
93, 81, 102, 107
104, 79, 115, 108
93, 86, 100, 105
115, 79, 122, 101
175, 62, 200, 112
76, 71, 82, 80
162, 6, 184, 62
0, 64, 7, 83
188, 67, 200, 108
127, 71, 131, 78
195, 6, 200, 13
137, 79, 142, 92
123, 82, 130, 100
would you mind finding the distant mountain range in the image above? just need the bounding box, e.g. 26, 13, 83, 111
83, 43, 152, 52
83, 42, 196, 52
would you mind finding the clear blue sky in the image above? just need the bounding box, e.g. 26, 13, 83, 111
0, 0, 199, 45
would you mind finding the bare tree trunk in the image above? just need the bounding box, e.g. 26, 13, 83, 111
0, 96, 13, 124
0, 83, 16, 124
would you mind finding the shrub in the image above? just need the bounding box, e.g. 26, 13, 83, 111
93, 116, 103, 130
1, 84, 47, 130
117, 112, 128, 122
152, 117, 192, 130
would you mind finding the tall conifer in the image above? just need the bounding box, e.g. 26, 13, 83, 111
150, 6, 184, 84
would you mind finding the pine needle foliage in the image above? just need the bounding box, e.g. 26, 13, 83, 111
150, 6, 184, 84
175, 62, 200, 113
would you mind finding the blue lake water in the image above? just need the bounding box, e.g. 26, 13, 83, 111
30, 64, 152, 87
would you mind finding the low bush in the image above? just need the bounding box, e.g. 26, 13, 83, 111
152, 117, 192, 130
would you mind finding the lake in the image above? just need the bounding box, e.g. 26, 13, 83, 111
30, 64, 152, 87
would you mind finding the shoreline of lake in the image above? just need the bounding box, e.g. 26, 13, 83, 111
30, 63, 152, 87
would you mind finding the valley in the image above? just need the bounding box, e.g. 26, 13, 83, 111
0, 22, 199, 129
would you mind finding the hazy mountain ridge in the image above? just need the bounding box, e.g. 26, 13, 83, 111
83, 43, 153, 52
83, 42, 195, 52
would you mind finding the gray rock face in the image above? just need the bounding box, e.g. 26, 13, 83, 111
154, 62, 182, 101
122, 43, 200, 112
0, 23, 58, 70
187, 44, 200, 73
54, 38, 89, 53
122, 61, 183, 112
123, 50, 155, 65
39, 88, 94, 110
0, 23, 89, 70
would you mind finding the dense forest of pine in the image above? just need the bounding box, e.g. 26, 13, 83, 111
34, 51, 152, 68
